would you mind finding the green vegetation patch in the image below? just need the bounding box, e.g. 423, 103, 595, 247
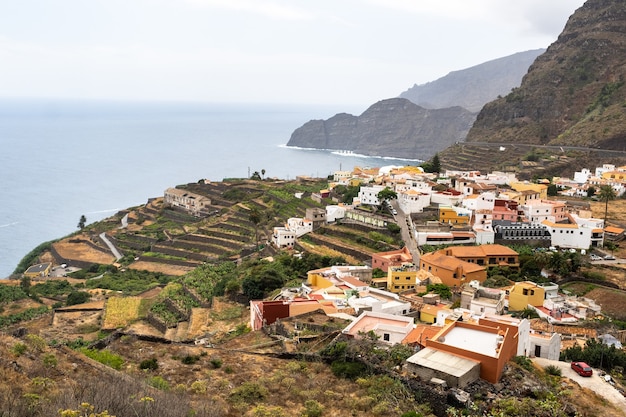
79, 348, 125, 370
0, 305, 49, 328
0, 284, 28, 304
85, 269, 173, 294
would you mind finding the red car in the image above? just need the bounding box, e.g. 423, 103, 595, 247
571, 361, 593, 377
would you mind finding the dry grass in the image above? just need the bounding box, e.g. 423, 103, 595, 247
127, 261, 195, 276
52, 238, 115, 265
102, 296, 142, 330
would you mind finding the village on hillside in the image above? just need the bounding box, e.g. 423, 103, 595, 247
244, 162, 626, 388
17, 160, 626, 394
9, 158, 626, 412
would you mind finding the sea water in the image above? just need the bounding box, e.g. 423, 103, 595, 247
0, 99, 419, 278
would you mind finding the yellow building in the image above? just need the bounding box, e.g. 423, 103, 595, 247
508, 281, 545, 312
23, 262, 52, 279
601, 170, 626, 181
306, 268, 334, 290
386, 264, 419, 293
510, 182, 548, 200
439, 206, 471, 225
419, 303, 452, 324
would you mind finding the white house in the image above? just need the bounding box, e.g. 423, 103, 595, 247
286, 217, 313, 237
342, 311, 414, 345
431, 190, 464, 206
326, 205, 346, 223
397, 189, 431, 214
357, 184, 386, 206
272, 226, 295, 249
574, 168, 592, 184
347, 288, 411, 316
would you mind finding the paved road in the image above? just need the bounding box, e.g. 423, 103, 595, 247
390, 200, 421, 264
99, 232, 123, 261
533, 357, 626, 411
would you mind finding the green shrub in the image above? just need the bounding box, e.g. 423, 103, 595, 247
11, 342, 27, 356
330, 360, 367, 379
66, 291, 90, 306
190, 380, 208, 394
147, 375, 170, 390
302, 400, 324, 417
512, 356, 533, 371
210, 356, 223, 369
181, 355, 200, 365
229, 381, 268, 404
544, 365, 562, 376
139, 358, 158, 370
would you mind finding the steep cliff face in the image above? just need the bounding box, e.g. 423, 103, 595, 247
400, 49, 544, 112
286, 98, 476, 160
466, 0, 626, 148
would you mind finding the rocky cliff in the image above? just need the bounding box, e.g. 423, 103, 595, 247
466, 0, 626, 148
286, 98, 476, 161
400, 49, 544, 112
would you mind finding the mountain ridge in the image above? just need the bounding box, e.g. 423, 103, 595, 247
286, 49, 544, 160
400, 49, 544, 112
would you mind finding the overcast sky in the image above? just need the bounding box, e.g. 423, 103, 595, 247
0, 0, 587, 107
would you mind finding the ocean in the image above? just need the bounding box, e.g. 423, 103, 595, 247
0, 99, 420, 278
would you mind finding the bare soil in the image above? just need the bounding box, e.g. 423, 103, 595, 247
52, 236, 116, 265
127, 260, 195, 276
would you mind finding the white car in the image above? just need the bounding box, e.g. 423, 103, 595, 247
590, 254, 602, 261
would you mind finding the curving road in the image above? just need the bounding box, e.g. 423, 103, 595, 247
533, 357, 626, 412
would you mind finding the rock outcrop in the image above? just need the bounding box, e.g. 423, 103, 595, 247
286, 98, 476, 161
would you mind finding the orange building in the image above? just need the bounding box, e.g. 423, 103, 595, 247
371, 246, 413, 272
406, 316, 521, 386
419, 251, 487, 287
443, 244, 519, 270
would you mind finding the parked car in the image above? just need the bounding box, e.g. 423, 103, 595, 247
590, 254, 602, 261
571, 361, 593, 377
604, 255, 616, 260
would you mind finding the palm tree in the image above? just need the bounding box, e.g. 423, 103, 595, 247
598, 185, 617, 224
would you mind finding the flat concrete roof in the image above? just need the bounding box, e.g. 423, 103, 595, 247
442, 326, 500, 357
407, 347, 480, 377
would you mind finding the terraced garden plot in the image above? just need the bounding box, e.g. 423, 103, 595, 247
103, 296, 142, 329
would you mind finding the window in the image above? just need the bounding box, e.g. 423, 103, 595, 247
383, 333, 390, 342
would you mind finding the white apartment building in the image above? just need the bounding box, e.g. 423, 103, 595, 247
541, 220, 604, 249
520, 200, 567, 224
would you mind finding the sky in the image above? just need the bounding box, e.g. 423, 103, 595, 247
0, 0, 587, 108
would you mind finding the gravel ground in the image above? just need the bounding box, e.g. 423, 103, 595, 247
533, 357, 626, 412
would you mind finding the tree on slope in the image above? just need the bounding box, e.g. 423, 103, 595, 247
598, 185, 617, 224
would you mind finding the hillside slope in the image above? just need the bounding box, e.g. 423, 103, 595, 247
466, 0, 626, 148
